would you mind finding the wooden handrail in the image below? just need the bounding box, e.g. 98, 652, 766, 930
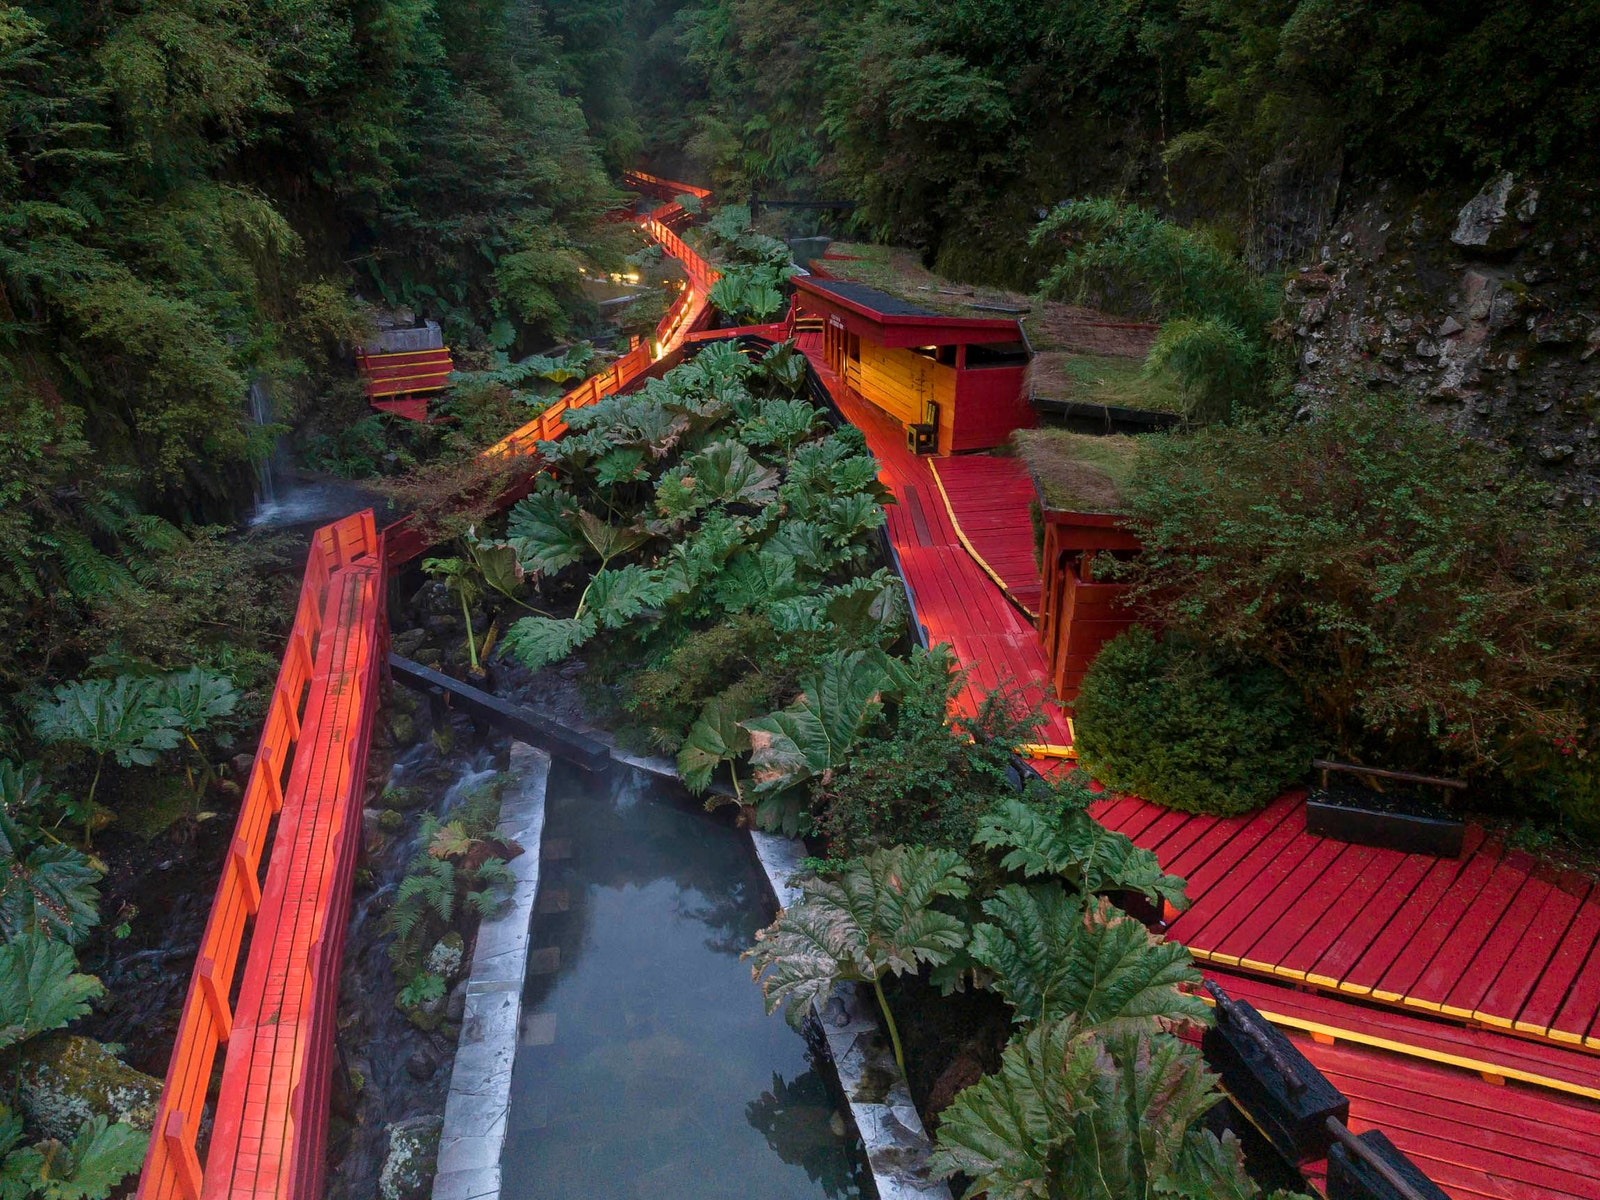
1311, 759, 1467, 791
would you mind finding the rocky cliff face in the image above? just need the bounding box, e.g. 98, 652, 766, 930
1285, 174, 1600, 504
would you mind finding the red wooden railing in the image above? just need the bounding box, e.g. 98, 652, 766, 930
138, 513, 387, 1200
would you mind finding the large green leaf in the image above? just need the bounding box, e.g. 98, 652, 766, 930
0, 933, 102, 1052
969, 886, 1207, 1031
929, 1018, 1100, 1198
575, 509, 650, 562
745, 845, 970, 1026
3, 1116, 147, 1200
467, 537, 526, 600
506, 488, 586, 574
741, 649, 890, 796
156, 667, 238, 735
677, 699, 753, 795
932, 1023, 1255, 1200
32, 677, 180, 768
584, 565, 673, 630
975, 797, 1189, 911
500, 614, 597, 671
713, 550, 799, 613
0, 811, 100, 945
686, 440, 780, 508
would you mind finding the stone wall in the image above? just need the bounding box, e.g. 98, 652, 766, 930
1285, 173, 1600, 504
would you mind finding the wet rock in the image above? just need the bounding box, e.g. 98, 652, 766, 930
1452, 173, 1539, 252
4, 1034, 160, 1141
405, 1048, 436, 1082
388, 711, 417, 747
925, 1039, 990, 1118
378, 1115, 442, 1200
382, 784, 429, 811
425, 932, 465, 981
363, 807, 384, 852
397, 984, 448, 1033
230, 752, 256, 780
445, 981, 468, 1023
391, 628, 429, 658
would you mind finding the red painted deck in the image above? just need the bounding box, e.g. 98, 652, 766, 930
928, 455, 1042, 617
1295, 1034, 1600, 1200
1088, 791, 1600, 1051
798, 334, 1073, 751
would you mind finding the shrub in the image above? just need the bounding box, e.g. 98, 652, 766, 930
1073, 628, 1309, 816
818, 647, 1044, 854
1120, 393, 1600, 796
1030, 200, 1281, 420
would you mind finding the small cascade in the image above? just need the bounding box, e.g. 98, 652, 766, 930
247, 380, 280, 514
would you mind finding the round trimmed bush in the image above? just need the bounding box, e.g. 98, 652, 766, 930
1073, 627, 1309, 815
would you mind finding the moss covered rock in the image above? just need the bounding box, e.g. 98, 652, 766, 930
424, 932, 465, 981
378, 1115, 442, 1200
378, 809, 407, 834
5, 1034, 161, 1141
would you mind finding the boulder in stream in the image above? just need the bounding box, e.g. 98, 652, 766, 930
4, 1034, 161, 1141
379, 1115, 443, 1200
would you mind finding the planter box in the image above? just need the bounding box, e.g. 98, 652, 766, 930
1305, 786, 1464, 858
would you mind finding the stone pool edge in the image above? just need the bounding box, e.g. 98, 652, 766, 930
431, 741, 551, 1200
748, 832, 954, 1200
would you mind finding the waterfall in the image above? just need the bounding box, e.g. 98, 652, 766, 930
248, 380, 279, 512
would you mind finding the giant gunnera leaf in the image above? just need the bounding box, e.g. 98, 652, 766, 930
0, 933, 103, 1052
968, 885, 1207, 1031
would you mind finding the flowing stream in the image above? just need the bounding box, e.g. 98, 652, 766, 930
501, 761, 870, 1200
327, 722, 504, 1200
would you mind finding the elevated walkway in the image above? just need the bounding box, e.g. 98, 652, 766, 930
138, 514, 387, 1200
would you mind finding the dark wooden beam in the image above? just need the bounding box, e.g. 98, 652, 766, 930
388, 654, 612, 772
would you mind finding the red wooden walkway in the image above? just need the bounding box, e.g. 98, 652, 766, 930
139, 515, 387, 1200
1089, 791, 1600, 1050
797, 333, 1076, 752
928, 455, 1043, 617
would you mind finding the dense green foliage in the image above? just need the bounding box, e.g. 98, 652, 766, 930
0, 0, 630, 746
1120, 395, 1600, 824
646, 1, 1600, 277
479, 340, 903, 832
1032, 200, 1283, 420
0, 766, 146, 1199
1074, 628, 1309, 816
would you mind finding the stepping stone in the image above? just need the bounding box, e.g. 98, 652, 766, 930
540, 838, 573, 861
520, 1011, 556, 1046
528, 946, 560, 974
536, 887, 571, 913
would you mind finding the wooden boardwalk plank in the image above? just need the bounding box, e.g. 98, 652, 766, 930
807, 352, 1073, 748
1366, 846, 1505, 1005
1515, 899, 1600, 1037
